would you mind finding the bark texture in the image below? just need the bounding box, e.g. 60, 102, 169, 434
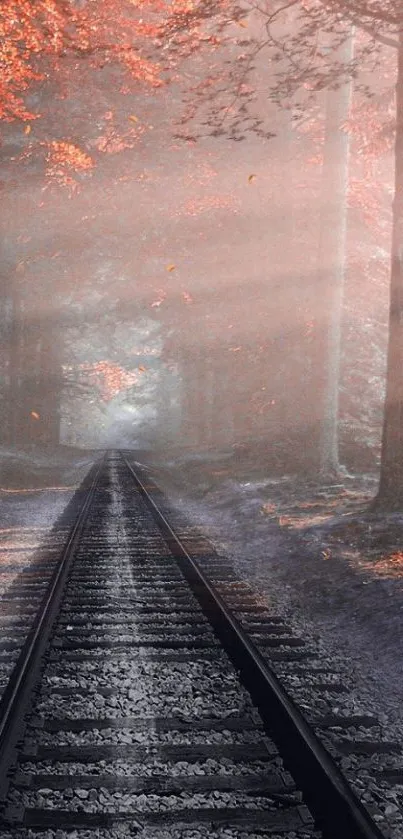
311, 28, 354, 476
374, 31, 403, 510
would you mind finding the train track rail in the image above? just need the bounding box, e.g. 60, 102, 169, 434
0, 451, 391, 838
0, 467, 101, 708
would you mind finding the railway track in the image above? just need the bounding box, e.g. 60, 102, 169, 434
0, 451, 393, 838
0, 467, 102, 711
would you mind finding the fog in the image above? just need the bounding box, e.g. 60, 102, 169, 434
0, 7, 394, 479
2, 11, 403, 834
2, 110, 391, 466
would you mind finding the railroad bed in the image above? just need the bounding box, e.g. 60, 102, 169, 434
0, 452, 393, 839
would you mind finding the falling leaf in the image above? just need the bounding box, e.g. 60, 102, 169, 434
229, 346, 242, 352
238, 19, 248, 27
166, 264, 176, 272
129, 114, 139, 122
24, 124, 31, 135
150, 289, 166, 308
30, 411, 40, 420
138, 365, 146, 372
248, 174, 256, 183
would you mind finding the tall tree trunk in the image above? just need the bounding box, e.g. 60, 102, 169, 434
0, 268, 13, 444
200, 347, 215, 448
310, 27, 354, 476
156, 363, 181, 447
211, 346, 234, 447
179, 345, 204, 449
36, 327, 61, 445
8, 271, 25, 446
278, 107, 295, 280
193, 345, 208, 449
9, 304, 61, 447
374, 31, 403, 510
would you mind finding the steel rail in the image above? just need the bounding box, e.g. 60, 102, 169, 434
0, 456, 105, 801
122, 452, 386, 839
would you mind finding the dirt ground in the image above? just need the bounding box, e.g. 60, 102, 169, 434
143, 449, 403, 725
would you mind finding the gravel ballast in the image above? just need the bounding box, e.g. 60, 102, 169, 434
2, 455, 318, 839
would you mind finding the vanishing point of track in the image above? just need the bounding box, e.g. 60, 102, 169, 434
0, 451, 388, 838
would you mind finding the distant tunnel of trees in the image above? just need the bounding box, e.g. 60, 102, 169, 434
0, 261, 381, 479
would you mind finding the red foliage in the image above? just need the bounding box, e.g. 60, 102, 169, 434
0, 0, 228, 186
79, 360, 139, 402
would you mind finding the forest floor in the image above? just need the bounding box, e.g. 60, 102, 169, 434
1, 442, 403, 729
0, 445, 97, 592
142, 447, 403, 727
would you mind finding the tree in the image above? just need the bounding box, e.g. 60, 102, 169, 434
0, 0, 247, 199
312, 27, 354, 476
375, 26, 403, 509
266, 0, 403, 503
171, 5, 367, 474
0, 0, 239, 446
183, 0, 403, 501
316, 1, 403, 506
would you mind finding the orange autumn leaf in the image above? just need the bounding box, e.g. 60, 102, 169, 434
0, 1, 164, 126
248, 174, 256, 183
238, 19, 248, 27
179, 193, 240, 217
78, 361, 138, 401
93, 126, 141, 155
166, 264, 176, 271
0, 0, 232, 190
46, 141, 94, 189
30, 411, 40, 420
47, 141, 94, 171
138, 365, 147, 372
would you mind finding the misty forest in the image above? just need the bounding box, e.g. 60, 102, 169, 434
2, 0, 403, 832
